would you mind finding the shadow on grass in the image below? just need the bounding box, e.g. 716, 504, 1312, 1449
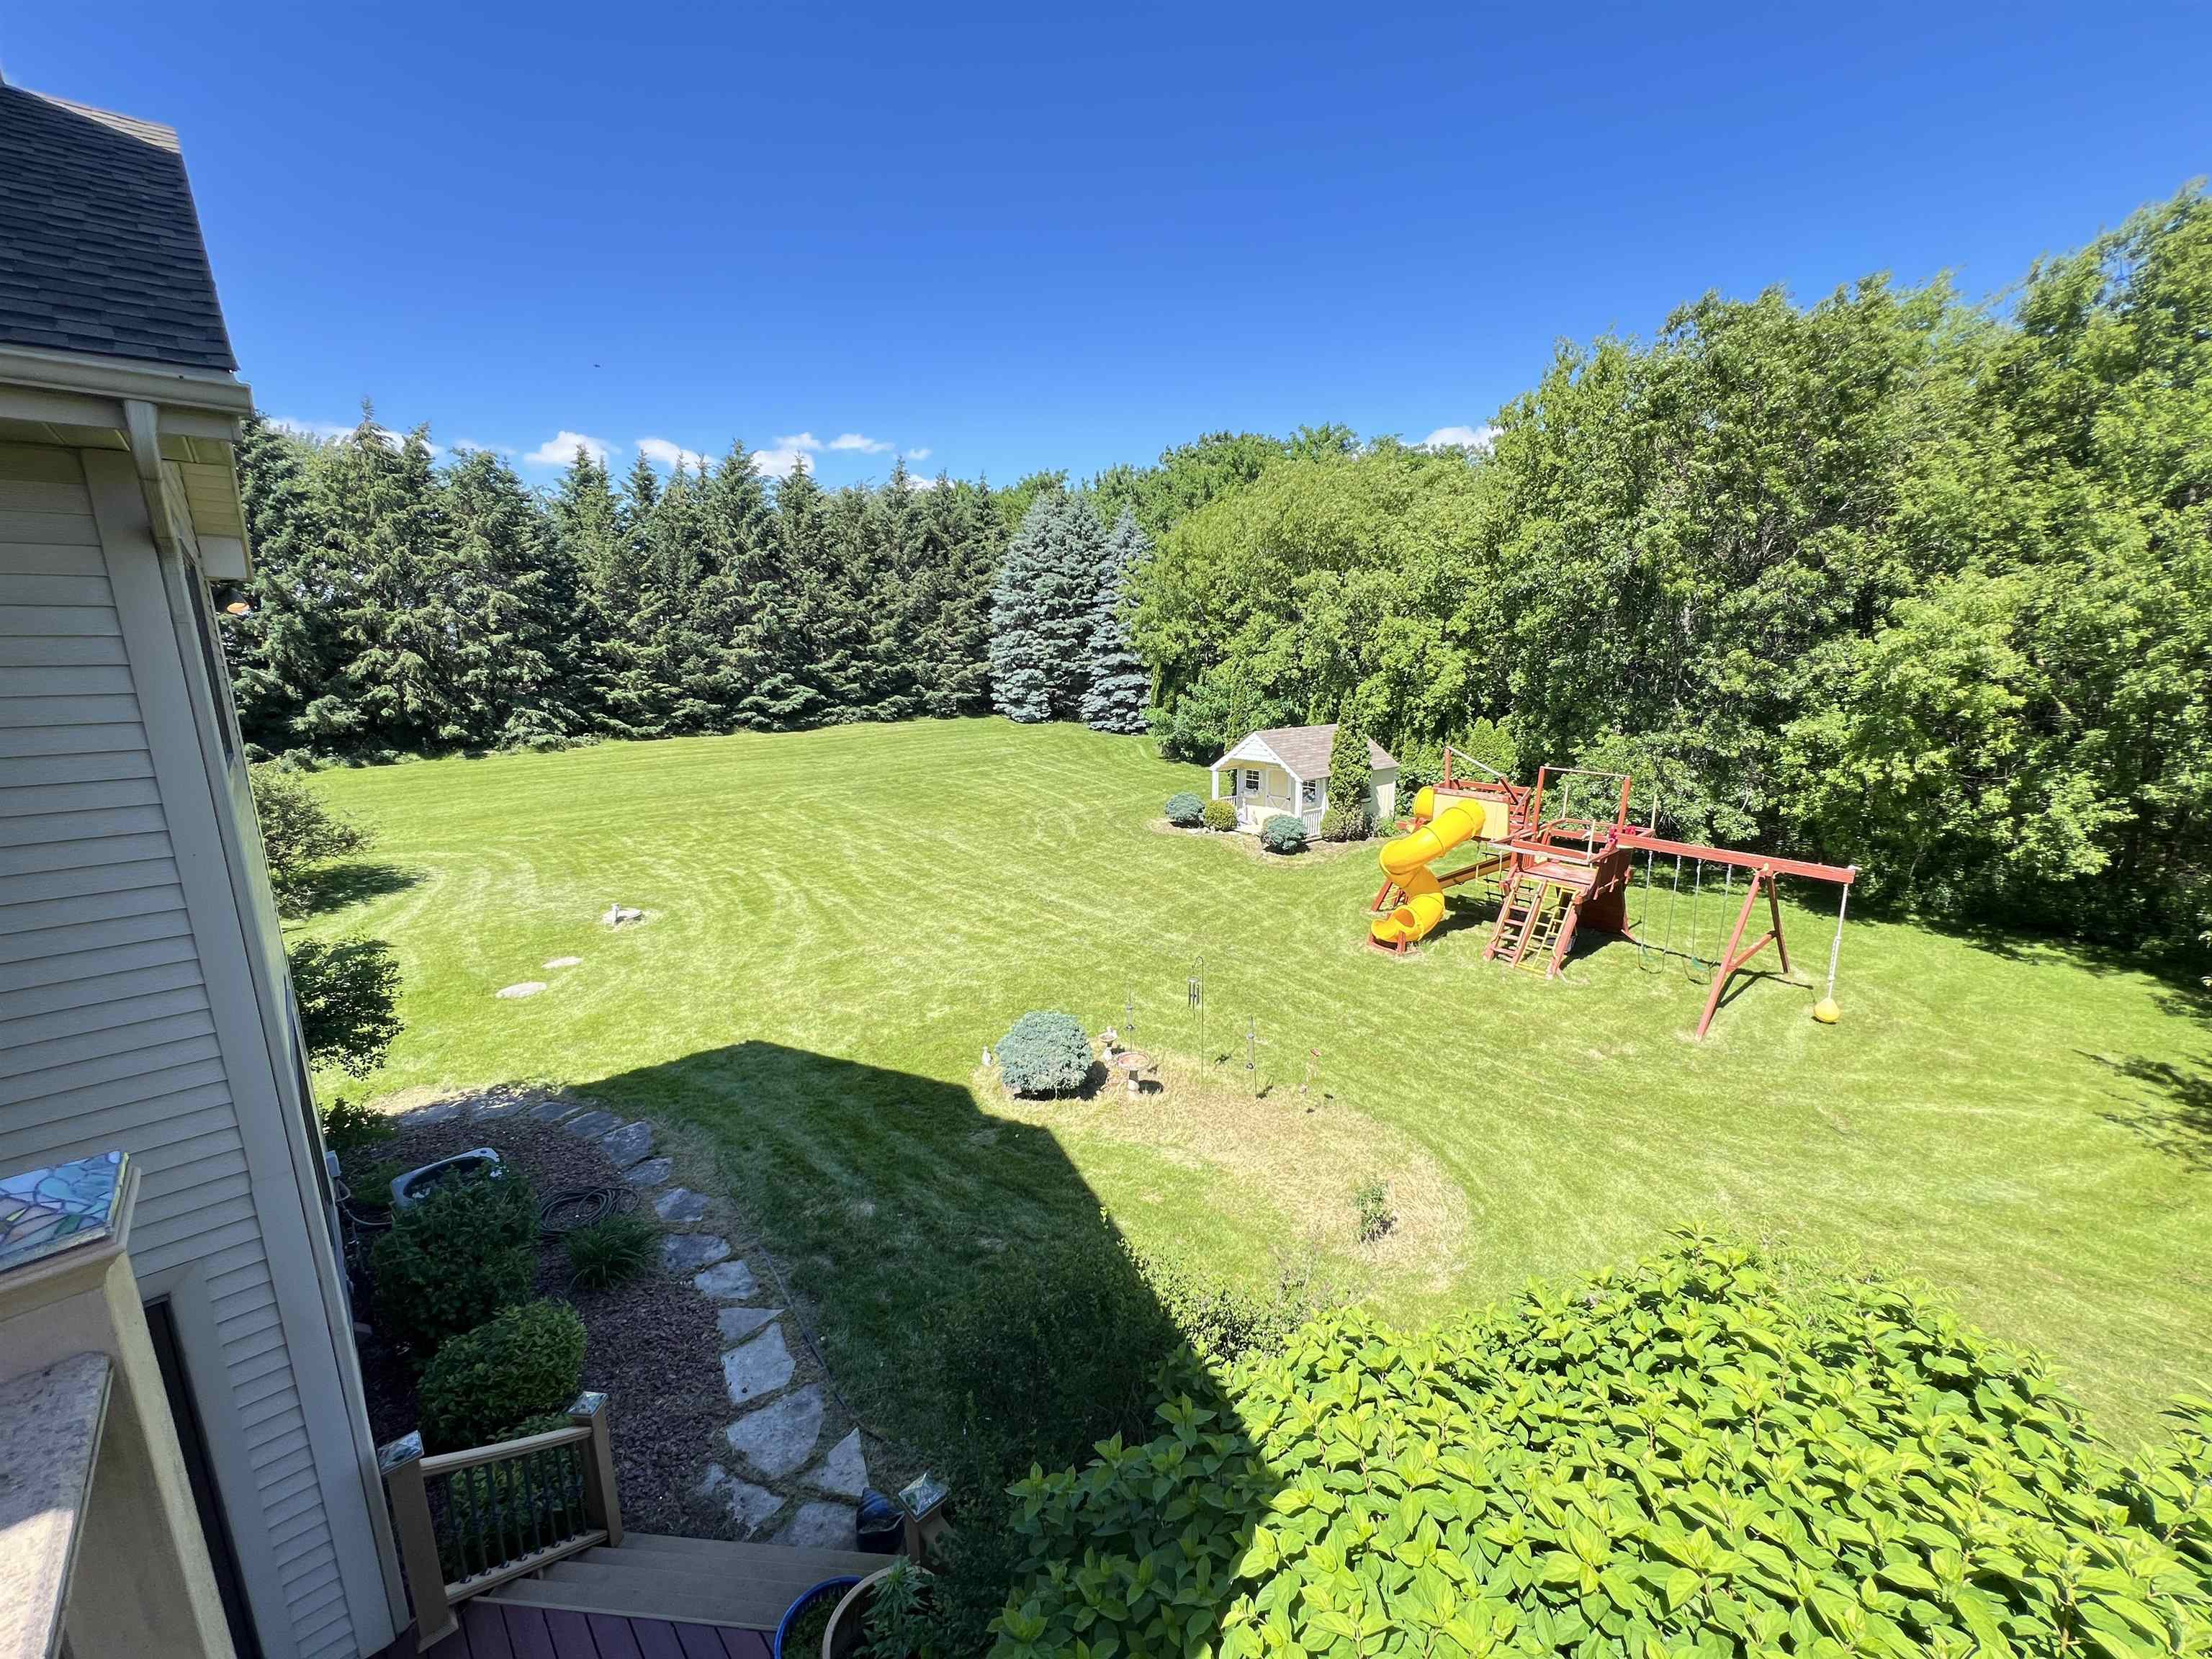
577, 1039, 1280, 1646
2090, 1051, 2212, 1172
1919, 914, 2212, 1025
287, 860, 424, 918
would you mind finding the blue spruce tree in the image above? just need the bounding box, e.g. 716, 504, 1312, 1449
991, 492, 1104, 722
1079, 508, 1151, 733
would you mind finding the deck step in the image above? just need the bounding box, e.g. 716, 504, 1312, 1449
477, 1534, 888, 1630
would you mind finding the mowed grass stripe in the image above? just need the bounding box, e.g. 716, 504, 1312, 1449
304, 718, 2212, 1442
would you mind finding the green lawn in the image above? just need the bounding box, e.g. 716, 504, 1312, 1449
302, 718, 2211, 1446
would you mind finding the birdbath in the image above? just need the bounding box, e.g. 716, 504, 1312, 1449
1107, 1048, 1154, 1100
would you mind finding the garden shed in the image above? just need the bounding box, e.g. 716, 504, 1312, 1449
1210, 724, 1398, 832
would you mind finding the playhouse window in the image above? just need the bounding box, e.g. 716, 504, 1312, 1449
1301, 778, 1319, 805
1244, 769, 1262, 793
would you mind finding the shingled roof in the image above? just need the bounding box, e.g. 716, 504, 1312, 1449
0, 82, 236, 371
1215, 724, 1398, 778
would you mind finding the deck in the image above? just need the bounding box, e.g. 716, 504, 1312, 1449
431, 1599, 772, 1658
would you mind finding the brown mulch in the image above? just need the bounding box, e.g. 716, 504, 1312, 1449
345, 1110, 724, 1537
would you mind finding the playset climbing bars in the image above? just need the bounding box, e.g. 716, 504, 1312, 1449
1364, 757, 1858, 1040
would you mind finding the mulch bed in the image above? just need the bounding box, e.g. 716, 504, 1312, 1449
345, 1112, 726, 1537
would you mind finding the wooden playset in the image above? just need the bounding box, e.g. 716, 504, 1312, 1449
1367, 747, 1857, 1038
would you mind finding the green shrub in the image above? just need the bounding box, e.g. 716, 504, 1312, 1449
1131, 1243, 1326, 1367
369, 1167, 537, 1359
994, 1011, 1092, 1097
565, 1210, 657, 1290
418, 1300, 585, 1452
249, 766, 367, 914
1258, 813, 1306, 854
1318, 801, 1370, 842
289, 935, 402, 1076
320, 1094, 392, 1154
992, 1235, 2212, 1657
1199, 798, 1237, 832
1163, 791, 1205, 827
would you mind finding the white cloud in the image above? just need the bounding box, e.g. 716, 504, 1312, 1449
904, 473, 941, 490
827, 432, 893, 454
750, 432, 822, 479
449, 437, 515, 457
523, 430, 616, 467
1421, 423, 1498, 454
637, 436, 712, 472
907, 446, 932, 462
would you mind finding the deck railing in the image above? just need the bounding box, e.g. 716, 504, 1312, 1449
378, 1390, 621, 1646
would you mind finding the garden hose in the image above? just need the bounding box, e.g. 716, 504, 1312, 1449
536, 1183, 637, 1237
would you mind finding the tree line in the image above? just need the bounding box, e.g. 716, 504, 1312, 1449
225, 418, 1011, 754
1132, 187, 2211, 948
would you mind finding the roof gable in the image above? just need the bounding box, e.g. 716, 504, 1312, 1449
0, 84, 237, 372
1213, 724, 1399, 777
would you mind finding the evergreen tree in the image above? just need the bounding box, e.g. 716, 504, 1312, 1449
226, 413, 335, 752
807, 483, 893, 719
1327, 692, 1377, 834
317, 407, 452, 749
547, 446, 626, 733
1079, 508, 1151, 733
598, 454, 678, 737
991, 493, 1105, 722
439, 448, 583, 747
702, 444, 813, 730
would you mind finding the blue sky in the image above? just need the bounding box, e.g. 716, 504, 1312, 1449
5, 3, 2207, 489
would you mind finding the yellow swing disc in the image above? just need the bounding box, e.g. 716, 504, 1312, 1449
1812, 998, 1841, 1025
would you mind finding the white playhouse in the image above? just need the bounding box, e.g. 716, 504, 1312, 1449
1210, 724, 1399, 832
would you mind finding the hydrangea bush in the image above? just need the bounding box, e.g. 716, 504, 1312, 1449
992, 1236, 2212, 1657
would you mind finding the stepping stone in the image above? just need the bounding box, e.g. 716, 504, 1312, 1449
564, 1109, 620, 1140
601, 1121, 654, 1169
529, 1100, 583, 1123
469, 1097, 531, 1122
397, 1103, 460, 1128
495, 981, 547, 999
724, 1382, 822, 1479
544, 956, 583, 968
804, 1431, 868, 1501
774, 1501, 856, 1551
655, 1187, 708, 1223
663, 1233, 732, 1274
697, 1463, 784, 1536
716, 1305, 782, 1343
692, 1260, 757, 1301
624, 1156, 673, 1187
721, 1326, 795, 1408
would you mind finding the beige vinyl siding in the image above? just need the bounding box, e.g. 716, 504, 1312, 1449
0, 443, 356, 1659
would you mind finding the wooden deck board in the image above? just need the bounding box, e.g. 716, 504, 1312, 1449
430, 1601, 776, 1658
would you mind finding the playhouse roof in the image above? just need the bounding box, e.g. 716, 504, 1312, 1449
1215, 724, 1397, 778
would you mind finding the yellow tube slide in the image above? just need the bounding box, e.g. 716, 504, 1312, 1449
1370, 801, 1485, 945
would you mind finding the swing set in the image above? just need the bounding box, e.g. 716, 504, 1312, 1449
1370, 748, 1857, 1040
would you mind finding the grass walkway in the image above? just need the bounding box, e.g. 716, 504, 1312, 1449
303, 718, 2211, 1445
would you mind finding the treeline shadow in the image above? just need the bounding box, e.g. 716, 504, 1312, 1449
2090, 1051, 2212, 1172
578, 1038, 1282, 1649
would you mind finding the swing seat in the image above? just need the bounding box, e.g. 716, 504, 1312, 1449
1812, 998, 1841, 1025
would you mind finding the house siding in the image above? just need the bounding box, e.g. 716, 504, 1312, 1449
0, 441, 359, 1658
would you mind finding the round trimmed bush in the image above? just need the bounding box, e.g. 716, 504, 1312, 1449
1163, 791, 1205, 828
1318, 801, 1370, 842
1259, 813, 1308, 854
996, 1011, 1092, 1097
418, 1299, 585, 1452
1199, 799, 1237, 832
369, 1166, 538, 1360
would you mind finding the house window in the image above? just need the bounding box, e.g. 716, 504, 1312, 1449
1244, 769, 1262, 793
1301, 779, 1319, 806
